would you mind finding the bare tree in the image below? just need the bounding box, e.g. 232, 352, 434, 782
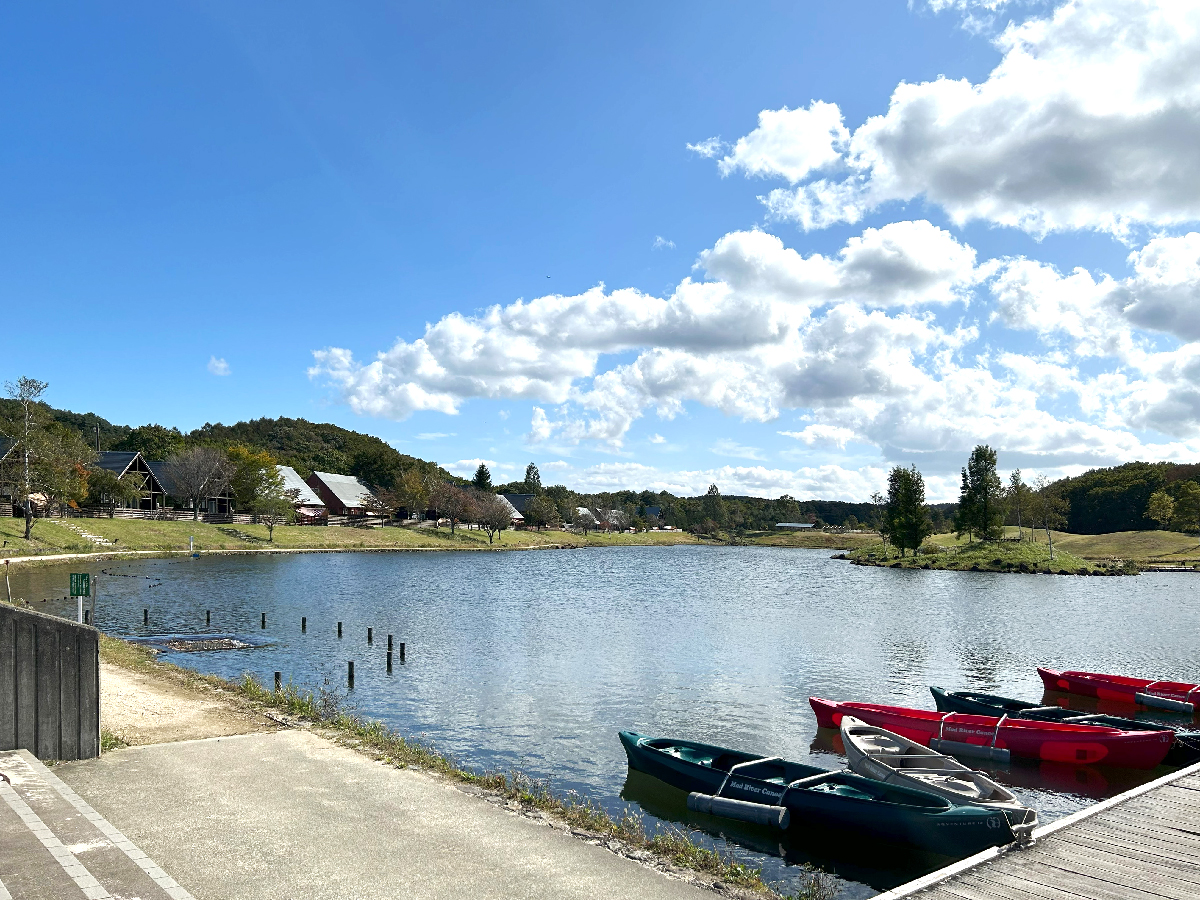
474, 491, 513, 543
1031, 474, 1069, 561
164, 447, 232, 520
3, 377, 49, 538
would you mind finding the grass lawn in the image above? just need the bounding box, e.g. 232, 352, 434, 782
0, 516, 703, 561
928, 526, 1200, 566
850, 537, 1124, 575
747, 530, 878, 550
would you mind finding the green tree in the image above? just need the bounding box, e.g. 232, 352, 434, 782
1008, 469, 1031, 541
523, 494, 561, 531
523, 462, 543, 494
1147, 490, 1176, 529
472, 463, 493, 492
880, 465, 932, 556
86, 467, 144, 517
112, 424, 186, 460
701, 484, 727, 530
228, 445, 280, 509
35, 423, 95, 515
1172, 482, 1200, 532
956, 445, 1004, 542
253, 486, 299, 541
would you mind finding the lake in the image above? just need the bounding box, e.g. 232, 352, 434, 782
12, 546, 1199, 898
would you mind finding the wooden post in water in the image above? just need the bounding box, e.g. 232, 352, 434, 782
337, 621, 343, 638
367, 627, 373, 644
387, 634, 393, 652
206, 610, 211, 626
386, 651, 392, 673
261, 612, 267, 629
301, 616, 306, 633
84, 609, 90, 625
399, 642, 405, 662
348, 660, 354, 688
143, 609, 148, 626
274, 671, 282, 692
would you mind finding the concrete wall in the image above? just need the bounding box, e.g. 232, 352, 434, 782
0, 602, 99, 761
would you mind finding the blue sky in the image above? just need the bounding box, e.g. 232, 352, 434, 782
5, 1, 1200, 499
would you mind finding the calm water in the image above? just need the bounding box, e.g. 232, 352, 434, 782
13, 547, 1200, 897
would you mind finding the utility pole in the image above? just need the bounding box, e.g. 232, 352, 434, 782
95, 423, 100, 452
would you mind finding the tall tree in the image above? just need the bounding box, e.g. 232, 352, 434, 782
35, 424, 95, 515
472, 463, 493, 492
1008, 469, 1029, 541
880, 465, 932, 556
523, 494, 561, 531
2, 377, 49, 539
112, 424, 186, 460
701, 483, 727, 531
1172, 482, 1200, 533
164, 446, 232, 520
524, 462, 542, 494
1031, 475, 1069, 560
956, 445, 1004, 542
1147, 490, 1176, 529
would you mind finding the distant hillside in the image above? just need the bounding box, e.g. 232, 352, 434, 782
0, 399, 130, 450
1050, 461, 1200, 534
186, 417, 453, 487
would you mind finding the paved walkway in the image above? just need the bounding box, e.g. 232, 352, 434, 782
877, 760, 1200, 899
48, 729, 710, 900
0, 749, 191, 899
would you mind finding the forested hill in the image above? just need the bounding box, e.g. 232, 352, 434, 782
184, 417, 451, 486
1050, 461, 1200, 534
0, 399, 130, 449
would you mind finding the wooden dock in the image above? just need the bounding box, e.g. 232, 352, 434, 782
876, 760, 1200, 900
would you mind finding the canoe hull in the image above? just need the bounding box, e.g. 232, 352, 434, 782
810, 698, 1173, 769
1038, 667, 1199, 711
618, 731, 1016, 858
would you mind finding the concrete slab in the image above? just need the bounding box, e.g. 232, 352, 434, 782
56, 729, 711, 900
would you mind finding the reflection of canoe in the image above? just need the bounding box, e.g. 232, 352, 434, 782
840, 716, 1037, 841
810, 697, 1173, 769
619, 766, 947, 894
1038, 667, 1200, 713
932, 687, 1200, 766
618, 730, 1017, 857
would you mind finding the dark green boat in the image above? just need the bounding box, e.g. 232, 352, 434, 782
619, 731, 1018, 857
929, 686, 1200, 767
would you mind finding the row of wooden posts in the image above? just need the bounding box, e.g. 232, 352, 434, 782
140, 607, 406, 687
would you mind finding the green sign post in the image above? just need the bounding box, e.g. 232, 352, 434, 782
70, 572, 90, 597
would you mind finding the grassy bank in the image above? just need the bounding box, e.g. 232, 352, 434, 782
0, 516, 701, 560
96, 633, 833, 900
846, 537, 1135, 575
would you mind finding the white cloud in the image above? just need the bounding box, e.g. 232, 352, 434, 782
780, 424, 858, 449
686, 137, 726, 158
648, 433, 666, 444
207, 356, 230, 376
711, 439, 766, 460
715, 0, 1200, 236
446, 459, 497, 477
415, 432, 454, 440
716, 102, 849, 183
652, 235, 676, 250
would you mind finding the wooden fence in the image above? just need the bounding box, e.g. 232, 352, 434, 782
0, 602, 100, 762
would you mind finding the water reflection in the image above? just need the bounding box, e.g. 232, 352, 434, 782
10, 548, 1199, 898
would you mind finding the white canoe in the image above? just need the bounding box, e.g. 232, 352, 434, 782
840, 715, 1037, 840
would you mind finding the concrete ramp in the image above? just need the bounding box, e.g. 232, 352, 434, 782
0, 749, 192, 900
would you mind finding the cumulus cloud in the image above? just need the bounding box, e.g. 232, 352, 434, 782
714, 0, 1200, 236
207, 356, 230, 376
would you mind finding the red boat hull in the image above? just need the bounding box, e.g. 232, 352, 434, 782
1038, 667, 1200, 709
810, 697, 1173, 769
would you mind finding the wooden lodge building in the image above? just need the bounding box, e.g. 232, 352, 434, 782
305, 471, 377, 517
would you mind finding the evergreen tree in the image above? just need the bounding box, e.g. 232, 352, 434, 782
880, 465, 932, 556
524, 462, 542, 494
472, 463, 493, 492
956, 445, 1004, 541
701, 483, 727, 530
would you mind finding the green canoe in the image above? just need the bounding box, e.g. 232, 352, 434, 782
619, 731, 1017, 858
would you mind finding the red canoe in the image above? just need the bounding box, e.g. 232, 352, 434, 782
810, 698, 1173, 769
1038, 667, 1200, 713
